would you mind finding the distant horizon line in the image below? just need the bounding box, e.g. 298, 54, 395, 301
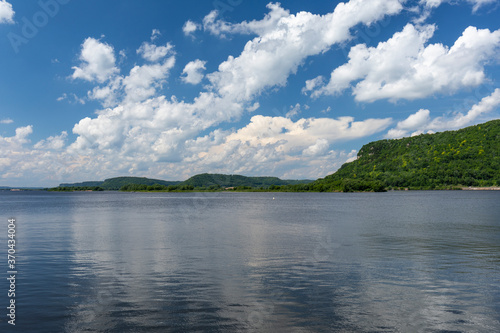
0, 173, 317, 189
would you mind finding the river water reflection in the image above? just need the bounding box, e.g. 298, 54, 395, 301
1, 191, 499, 332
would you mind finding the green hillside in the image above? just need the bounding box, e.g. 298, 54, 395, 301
58, 177, 181, 191
181, 173, 311, 188
309, 119, 500, 192
101, 177, 181, 190
59, 181, 104, 188
120, 174, 312, 191
53, 174, 311, 191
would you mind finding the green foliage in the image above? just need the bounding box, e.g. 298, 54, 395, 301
48, 186, 104, 192
120, 183, 198, 192
100, 177, 180, 190
340, 179, 386, 192
61, 174, 311, 192
181, 173, 313, 188
314, 119, 500, 190
121, 184, 171, 191
60, 177, 181, 190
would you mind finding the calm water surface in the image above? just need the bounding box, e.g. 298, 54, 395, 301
1, 191, 499, 332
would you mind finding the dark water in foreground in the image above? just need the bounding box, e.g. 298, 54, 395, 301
0, 191, 499, 332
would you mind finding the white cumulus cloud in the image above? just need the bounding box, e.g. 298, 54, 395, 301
137, 42, 174, 62
72, 38, 119, 83
222, 115, 391, 155
122, 57, 176, 103
206, 0, 404, 102
0, 126, 32, 152
0, 0, 14, 24
309, 24, 500, 102
386, 88, 500, 138
203, 2, 290, 37
303, 139, 330, 157
151, 29, 161, 41
183, 115, 391, 179
302, 76, 325, 95
246, 102, 260, 112
83, 40, 176, 107
181, 59, 207, 85
183, 20, 200, 37
34, 132, 68, 150
420, 0, 444, 7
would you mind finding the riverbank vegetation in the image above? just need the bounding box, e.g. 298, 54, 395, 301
310, 119, 500, 191
48, 186, 104, 192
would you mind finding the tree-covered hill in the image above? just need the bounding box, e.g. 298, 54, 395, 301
310, 119, 500, 191
181, 173, 311, 188
59, 181, 104, 188
59, 177, 181, 191
54, 174, 312, 191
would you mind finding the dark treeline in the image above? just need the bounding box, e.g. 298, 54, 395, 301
120, 184, 265, 192
120, 184, 195, 192
118, 181, 385, 193
182, 173, 311, 187
48, 186, 104, 192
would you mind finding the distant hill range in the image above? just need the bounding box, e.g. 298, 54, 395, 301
60, 177, 181, 191
309, 119, 500, 191
182, 173, 311, 188
0, 186, 45, 190
58, 174, 313, 190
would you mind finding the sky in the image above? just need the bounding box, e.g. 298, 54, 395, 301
0, 0, 499, 187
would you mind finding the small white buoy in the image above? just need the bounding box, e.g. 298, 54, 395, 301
273, 197, 275, 200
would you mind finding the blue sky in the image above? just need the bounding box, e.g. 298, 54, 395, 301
0, 0, 499, 187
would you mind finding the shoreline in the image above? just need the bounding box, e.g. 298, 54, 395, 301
4, 186, 500, 193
